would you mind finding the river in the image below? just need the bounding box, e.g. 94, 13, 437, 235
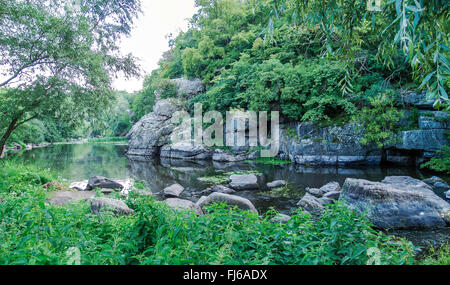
8, 143, 450, 247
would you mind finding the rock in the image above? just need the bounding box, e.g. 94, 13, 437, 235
85, 176, 124, 191
323, 191, 341, 201
446, 191, 450, 200
306, 182, 340, 198
90, 197, 134, 216
397, 129, 449, 152
70, 180, 88, 191
267, 180, 287, 189
423, 176, 444, 185
200, 185, 236, 195
340, 177, 450, 229
101, 189, 114, 195
127, 99, 183, 156
212, 149, 248, 162
401, 91, 435, 109
196, 196, 208, 207
318, 197, 335, 206
161, 141, 213, 160
197, 192, 258, 213
171, 78, 205, 99
229, 174, 259, 190
165, 198, 203, 215
297, 193, 324, 217
271, 214, 291, 224
433, 182, 450, 192
163, 184, 185, 198
49, 191, 96, 206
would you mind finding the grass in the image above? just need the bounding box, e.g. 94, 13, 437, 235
0, 161, 446, 265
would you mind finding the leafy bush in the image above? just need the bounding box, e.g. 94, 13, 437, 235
421, 145, 450, 174
0, 161, 418, 265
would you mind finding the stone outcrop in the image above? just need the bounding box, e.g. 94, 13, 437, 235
340, 176, 450, 229
127, 99, 183, 156
279, 122, 381, 166
229, 174, 259, 190
90, 197, 134, 216
161, 141, 213, 160
170, 78, 205, 99
165, 198, 203, 215
197, 192, 258, 213
86, 176, 124, 191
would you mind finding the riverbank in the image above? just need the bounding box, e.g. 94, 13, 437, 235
0, 160, 448, 265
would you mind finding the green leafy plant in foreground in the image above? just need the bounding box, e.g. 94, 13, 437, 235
0, 161, 432, 265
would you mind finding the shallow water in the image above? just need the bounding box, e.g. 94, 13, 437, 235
9, 143, 450, 246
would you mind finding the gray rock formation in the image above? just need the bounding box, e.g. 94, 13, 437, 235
163, 184, 185, 198
200, 185, 236, 195
90, 197, 134, 216
340, 176, 450, 229
197, 192, 258, 213
165, 198, 203, 215
171, 78, 205, 99
229, 174, 259, 190
271, 214, 291, 224
297, 193, 324, 218
267, 180, 287, 189
86, 176, 124, 191
306, 182, 340, 198
161, 141, 213, 160
127, 99, 183, 156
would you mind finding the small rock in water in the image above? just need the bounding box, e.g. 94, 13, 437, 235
433, 182, 450, 192
86, 176, 124, 191
163, 184, 185, 198
267, 180, 287, 189
90, 197, 134, 216
423, 176, 444, 186
319, 182, 341, 194
306, 188, 324, 198
200, 185, 236, 195
198, 192, 258, 213
229, 174, 259, 190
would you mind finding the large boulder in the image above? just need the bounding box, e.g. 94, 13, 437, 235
161, 141, 213, 160
340, 177, 450, 229
396, 129, 449, 152
165, 198, 203, 215
85, 176, 124, 191
197, 192, 258, 213
163, 184, 185, 198
90, 197, 134, 216
229, 174, 259, 190
127, 99, 183, 156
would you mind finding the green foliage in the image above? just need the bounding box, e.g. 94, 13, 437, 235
0, 161, 418, 265
421, 146, 450, 174
417, 244, 450, 265
353, 93, 405, 149
158, 79, 179, 99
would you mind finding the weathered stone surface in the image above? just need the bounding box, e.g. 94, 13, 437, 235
212, 149, 248, 162
161, 141, 213, 160
306, 182, 340, 198
446, 191, 450, 200
163, 184, 185, 198
267, 180, 287, 189
90, 197, 134, 216
197, 192, 258, 213
423, 176, 444, 186
419, 114, 449, 130
401, 91, 435, 109
279, 122, 382, 166
86, 176, 124, 191
171, 78, 205, 99
340, 177, 450, 229
49, 191, 96, 206
229, 174, 259, 190
323, 191, 341, 201
297, 193, 324, 217
165, 198, 203, 215
397, 129, 449, 152
127, 99, 182, 156
271, 214, 291, 224
433, 182, 450, 192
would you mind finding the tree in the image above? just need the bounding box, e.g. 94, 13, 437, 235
0, 0, 142, 156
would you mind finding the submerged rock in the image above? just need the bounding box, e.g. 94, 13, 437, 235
267, 180, 287, 189
163, 184, 185, 198
90, 197, 134, 216
197, 192, 258, 213
86, 176, 124, 191
340, 177, 450, 229
229, 174, 259, 190
165, 198, 203, 215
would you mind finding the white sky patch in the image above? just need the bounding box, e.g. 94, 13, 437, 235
113, 0, 198, 93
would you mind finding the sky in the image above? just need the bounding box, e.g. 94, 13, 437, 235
112, 0, 198, 93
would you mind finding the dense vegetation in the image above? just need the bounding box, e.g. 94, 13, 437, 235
0, 161, 423, 265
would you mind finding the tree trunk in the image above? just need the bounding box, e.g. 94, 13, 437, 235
0, 117, 19, 159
